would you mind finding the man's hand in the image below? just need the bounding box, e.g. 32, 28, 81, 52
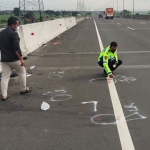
109, 74, 115, 78
20, 59, 25, 66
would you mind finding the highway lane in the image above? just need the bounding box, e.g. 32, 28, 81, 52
95, 16, 150, 150
0, 16, 150, 150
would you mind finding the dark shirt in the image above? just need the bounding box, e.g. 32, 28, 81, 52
0, 27, 22, 62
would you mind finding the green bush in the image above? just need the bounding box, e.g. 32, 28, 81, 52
0, 19, 7, 23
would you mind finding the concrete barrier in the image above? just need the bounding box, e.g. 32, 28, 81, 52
20, 18, 67, 54
65, 17, 76, 29
76, 17, 85, 24
0, 17, 85, 73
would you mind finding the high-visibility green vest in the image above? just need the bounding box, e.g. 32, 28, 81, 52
98, 46, 118, 75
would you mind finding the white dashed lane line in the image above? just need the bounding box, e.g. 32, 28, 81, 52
117, 23, 121, 25
127, 27, 135, 30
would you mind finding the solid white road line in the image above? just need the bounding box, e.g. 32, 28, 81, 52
31, 51, 150, 56
139, 22, 146, 24
127, 27, 135, 30
94, 19, 135, 150
117, 23, 121, 25
37, 65, 150, 71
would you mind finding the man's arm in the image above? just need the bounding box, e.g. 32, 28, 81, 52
12, 32, 25, 66
114, 49, 118, 63
16, 51, 25, 66
103, 55, 112, 75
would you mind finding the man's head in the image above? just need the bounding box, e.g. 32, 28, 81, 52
7, 17, 20, 31
110, 41, 118, 52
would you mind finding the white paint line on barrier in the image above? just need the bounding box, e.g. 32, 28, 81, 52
127, 27, 135, 30
94, 19, 135, 150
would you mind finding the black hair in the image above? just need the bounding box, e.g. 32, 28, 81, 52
7, 17, 19, 26
110, 41, 118, 47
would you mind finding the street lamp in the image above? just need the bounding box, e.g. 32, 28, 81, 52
117, 0, 118, 17
133, 0, 134, 15
132, 0, 134, 19
113, 0, 114, 8
123, 0, 124, 17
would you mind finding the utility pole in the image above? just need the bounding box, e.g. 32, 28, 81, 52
123, 0, 124, 17
133, 0, 134, 15
19, 0, 45, 24
113, 0, 114, 8
77, 0, 81, 11
131, 0, 134, 19
117, 0, 118, 17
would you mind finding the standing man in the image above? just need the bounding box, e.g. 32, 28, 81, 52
0, 17, 32, 101
98, 42, 122, 78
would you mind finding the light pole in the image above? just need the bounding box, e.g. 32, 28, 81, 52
117, 0, 118, 17
132, 0, 134, 19
113, 0, 114, 8
133, 0, 134, 15
123, 0, 124, 17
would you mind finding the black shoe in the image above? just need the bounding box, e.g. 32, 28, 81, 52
10, 73, 18, 78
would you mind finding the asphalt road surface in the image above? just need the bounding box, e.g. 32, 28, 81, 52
0, 14, 150, 150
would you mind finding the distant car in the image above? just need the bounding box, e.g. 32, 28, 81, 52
99, 14, 103, 18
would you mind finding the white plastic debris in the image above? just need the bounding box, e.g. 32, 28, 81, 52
30, 66, 35, 70
26, 74, 32, 77
41, 102, 50, 111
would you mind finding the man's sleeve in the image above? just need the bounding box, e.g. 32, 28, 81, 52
12, 32, 22, 56
103, 54, 112, 75
115, 50, 118, 63
0, 33, 1, 50
103, 46, 110, 55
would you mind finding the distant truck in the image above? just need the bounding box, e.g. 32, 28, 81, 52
105, 8, 114, 19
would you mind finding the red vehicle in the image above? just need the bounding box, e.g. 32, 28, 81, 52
105, 8, 114, 19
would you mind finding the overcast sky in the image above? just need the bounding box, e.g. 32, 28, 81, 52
0, 0, 150, 11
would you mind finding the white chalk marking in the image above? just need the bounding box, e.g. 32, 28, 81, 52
91, 112, 146, 125
48, 74, 63, 79
82, 101, 98, 112
127, 27, 135, 30
91, 114, 116, 125
51, 94, 72, 101
124, 103, 138, 111
125, 112, 147, 121
43, 89, 67, 96
55, 90, 67, 93
94, 19, 135, 150
114, 75, 137, 84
